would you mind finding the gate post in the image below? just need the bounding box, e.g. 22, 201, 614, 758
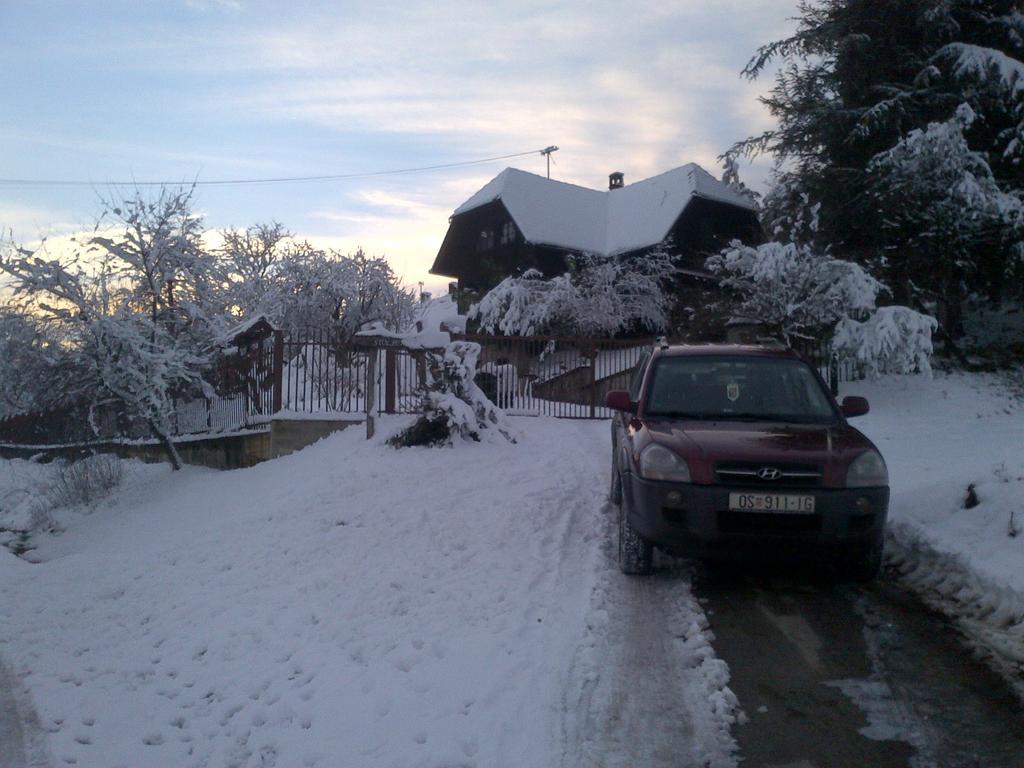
272, 330, 284, 414
589, 345, 598, 419
829, 350, 840, 397
365, 351, 377, 439
385, 349, 397, 414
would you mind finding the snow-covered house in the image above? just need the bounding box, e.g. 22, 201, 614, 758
429, 164, 761, 306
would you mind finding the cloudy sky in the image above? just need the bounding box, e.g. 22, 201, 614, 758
1, 0, 795, 292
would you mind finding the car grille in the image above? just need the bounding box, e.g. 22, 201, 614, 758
718, 510, 822, 534
715, 461, 822, 488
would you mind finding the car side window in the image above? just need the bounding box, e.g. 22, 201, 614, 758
628, 352, 650, 402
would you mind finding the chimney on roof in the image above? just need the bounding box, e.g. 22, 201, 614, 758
609, 171, 624, 190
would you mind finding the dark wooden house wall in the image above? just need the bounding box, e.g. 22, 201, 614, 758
433, 201, 570, 292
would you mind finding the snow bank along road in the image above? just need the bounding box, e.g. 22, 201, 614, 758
0, 417, 741, 768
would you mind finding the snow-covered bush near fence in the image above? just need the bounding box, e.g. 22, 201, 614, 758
706, 239, 884, 341
391, 341, 515, 447
470, 244, 677, 336
46, 453, 125, 509
833, 306, 938, 377
706, 238, 939, 371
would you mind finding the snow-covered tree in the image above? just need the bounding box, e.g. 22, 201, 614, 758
219, 221, 292, 318
833, 306, 938, 376
390, 341, 514, 447
867, 104, 1024, 333
731, 0, 1024, 323
260, 246, 415, 337
470, 244, 678, 337
705, 240, 884, 341
0, 187, 222, 468
0, 309, 79, 419
720, 156, 760, 207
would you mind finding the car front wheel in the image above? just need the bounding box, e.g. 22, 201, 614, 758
616, 475, 653, 575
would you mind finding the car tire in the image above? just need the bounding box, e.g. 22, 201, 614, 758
617, 478, 653, 576
848, 542, 883, 583
609, 463, 622, 505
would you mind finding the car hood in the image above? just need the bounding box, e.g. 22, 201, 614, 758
642, 418, 878, 487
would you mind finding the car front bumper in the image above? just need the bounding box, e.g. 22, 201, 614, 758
622, 472, 889, 560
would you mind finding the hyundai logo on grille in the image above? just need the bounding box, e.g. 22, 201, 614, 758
757, 467, 782, 481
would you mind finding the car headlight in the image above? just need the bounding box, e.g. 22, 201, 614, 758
639, 444, 691, 482
846, 450, 888, 488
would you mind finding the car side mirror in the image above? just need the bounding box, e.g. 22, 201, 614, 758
605, 390, 635, 413
841, 396, 869, 418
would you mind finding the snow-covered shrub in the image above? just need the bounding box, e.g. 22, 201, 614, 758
390, 342, 514, 447
470, 244, 677, 336
47, 454, 125, 509
833, 306, 938, 377
706, 240, 883, 341
1, 459, 60, 554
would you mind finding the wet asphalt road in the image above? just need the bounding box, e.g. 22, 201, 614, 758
693, 565, 1024, 768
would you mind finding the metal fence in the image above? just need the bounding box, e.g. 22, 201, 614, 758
789, 336, 864, 395
0, 328, 864, 448
455, 333, 653, 418
276, 328, 425, 416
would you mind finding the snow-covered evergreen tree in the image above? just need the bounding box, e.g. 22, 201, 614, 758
731, 0, 1024, 328
867, 104, 1024, 333
390, 341, 514, 447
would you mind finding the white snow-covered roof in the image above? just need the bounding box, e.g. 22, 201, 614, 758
452, 164, 756, 257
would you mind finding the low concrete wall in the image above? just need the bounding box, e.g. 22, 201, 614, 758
270, 417, 363, 458
0, 430, 272, 470
1, 417, 365, 470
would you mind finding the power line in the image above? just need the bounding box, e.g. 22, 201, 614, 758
0, 147, 549, 190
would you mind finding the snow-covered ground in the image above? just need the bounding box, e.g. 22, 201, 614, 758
0, 417, 738, 768
3, 368, 1021, 767
842, 370, 1024, 690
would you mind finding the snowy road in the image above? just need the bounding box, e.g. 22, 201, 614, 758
695, 566, 1024, 768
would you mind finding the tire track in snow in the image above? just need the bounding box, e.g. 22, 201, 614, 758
560, 525, 739, 768
0, 659, 48, 768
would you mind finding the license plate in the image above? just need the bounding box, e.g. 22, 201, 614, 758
728, 493, 815, 514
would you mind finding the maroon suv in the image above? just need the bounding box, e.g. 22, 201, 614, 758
606, 343, 888, 579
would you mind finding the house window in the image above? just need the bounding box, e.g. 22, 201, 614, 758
477, 229, 495, 252
500, 220, 517, 245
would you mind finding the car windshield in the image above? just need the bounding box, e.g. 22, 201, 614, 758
644, 355, 837, 424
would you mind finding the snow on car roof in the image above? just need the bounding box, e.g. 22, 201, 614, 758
452, 164, 757, 257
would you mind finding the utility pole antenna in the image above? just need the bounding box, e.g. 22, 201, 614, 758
540, 145, 559, 178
